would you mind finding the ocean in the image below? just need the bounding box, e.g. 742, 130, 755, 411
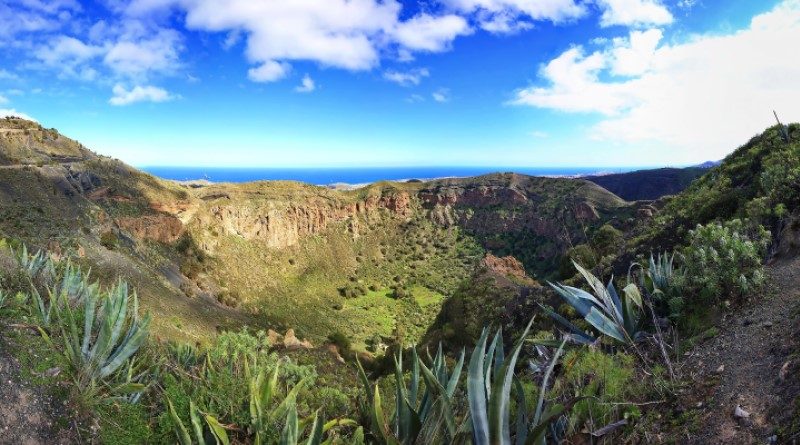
140, 166, 639, 186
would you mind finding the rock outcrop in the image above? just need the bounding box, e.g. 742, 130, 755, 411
116, 215, 185, 244
198, 192, 413, 248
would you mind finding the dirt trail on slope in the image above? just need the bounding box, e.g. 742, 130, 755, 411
681, 256, 800, 444
0, 331, 77, 444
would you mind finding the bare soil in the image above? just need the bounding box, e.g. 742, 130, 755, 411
0, 330, 77, 444
678, 256, 800, 444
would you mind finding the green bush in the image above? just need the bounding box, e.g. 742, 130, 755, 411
558, 244, 597, 278
682, 219, 770, 303
591, 224, 623, 257
100, 231, 118, 249
155, 329, 317, 443
556, 349, 635, 435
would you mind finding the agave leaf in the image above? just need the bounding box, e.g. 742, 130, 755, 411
547, 283, 596, 318
525, 404, 565, 445
539, 304, 596, 345
167, 398, 192, 445
305, 412, 324, 445
622, 283, 643, 308
468, 328, 491, 445
280, 403, 299, 445
98, 314, 151, 378
513, 378, 528, 445
403, 398, 423, 443
393, 351, 409, 439
533, 339, 566, 427
409, 349, 420, 407
189, 401, 205, 444
205, 414, 230, 445
488, 318, 533, 445
484, 330, 501, 402
571, 261, 607, 303
605, 279, 624, 324
584, 307, 626, 343
271, 376, 310, 423
372, 386, 401, 445
417, 357, 457, 439
446, 348, 465, 398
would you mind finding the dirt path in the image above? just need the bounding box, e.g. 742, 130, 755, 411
680, 256, 800, 444
0, 331, 77, 444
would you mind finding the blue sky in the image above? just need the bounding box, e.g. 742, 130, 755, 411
0, 0, 798, 168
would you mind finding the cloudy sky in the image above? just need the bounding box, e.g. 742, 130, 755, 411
0, 0, 797, 167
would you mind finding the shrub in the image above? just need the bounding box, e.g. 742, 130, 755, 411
100, 231, 118, 250
682, 219, 770, 303
591, 224, 623, 257
559, 244, 597, 278
556, 349, 635, 435
155, 329, 318, 443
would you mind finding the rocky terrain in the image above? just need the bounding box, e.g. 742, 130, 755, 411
0, 116, 649, 349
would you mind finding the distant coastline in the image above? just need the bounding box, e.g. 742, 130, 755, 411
142, 166, 656, 188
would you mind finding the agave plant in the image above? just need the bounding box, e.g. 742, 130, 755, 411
52, 260, 98, 304
167, 398, 231, 445
169, 362, 340, 445
544, 261, 643, 345
467, 319, 568, 445
632, 252, 682, 297
248, 362, 315, 444
358, 345, 467, 444
29, 284, 56, 327
13, 244, 54, 280
56, 280, 152, 390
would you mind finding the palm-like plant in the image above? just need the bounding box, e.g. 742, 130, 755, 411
358, 345, 467, 444
467, 319, 568, 445
248, 362, 313, 443
168, 362, 341, 445
56, 280, 152, 390
13, 244, 54, 280
167, 398, 231, 445
544, 261, 643, 345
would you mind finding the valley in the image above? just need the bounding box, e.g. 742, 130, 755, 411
2, 116, 800, 444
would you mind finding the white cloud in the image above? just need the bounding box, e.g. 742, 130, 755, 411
512, 0, 800, 160
595, 0, 673, 28
406, 93, 425, 103
432, 88, 450, 102
103, 28, 182, 78
0, 95, 8, 105
34, 35, 104, 66
384, 68, 430, 86
294, 74, 315, 93
476, 10, 534, 34
5, 89, 24, 96
443, 0, 586, 23
0, 109, 36, 120
124, 0, 473, 81
609, 28, 662, 76
248, 60, 290, 83
392, 14, 472, 52
0, 69, 19, 80
109, 84, 175, 105
0, 0, 77, 40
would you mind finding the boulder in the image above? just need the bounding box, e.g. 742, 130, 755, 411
283, 329, 313, 350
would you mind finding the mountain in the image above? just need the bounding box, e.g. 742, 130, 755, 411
4, 116, 800, 444
586, 166, 707, 201
0, 116, 637, 349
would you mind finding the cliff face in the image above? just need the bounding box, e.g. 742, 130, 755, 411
191, 191, 414, 249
